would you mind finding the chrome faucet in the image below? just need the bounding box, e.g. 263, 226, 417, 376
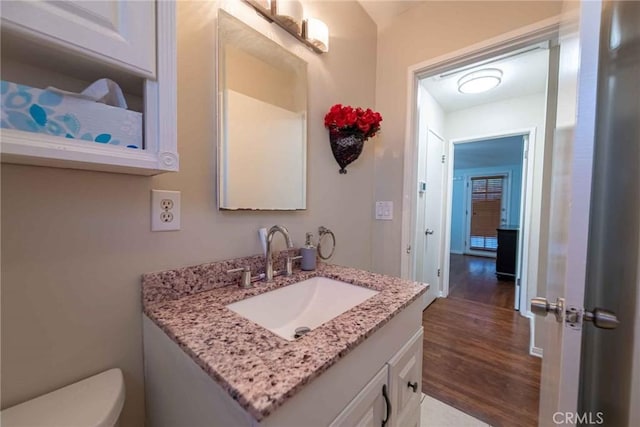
265, 225, 294, 281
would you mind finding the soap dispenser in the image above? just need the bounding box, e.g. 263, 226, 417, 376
301, 232, 317, 271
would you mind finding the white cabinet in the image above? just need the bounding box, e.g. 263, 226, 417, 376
0, 0, 156, 78
388, 329, 424, 427
331, 328, 423, 427
330, 367, 389, 427
143, 298, 424, 427
0, 1, 177, 175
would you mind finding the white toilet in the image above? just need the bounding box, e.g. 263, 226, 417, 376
1, 368, 125, 427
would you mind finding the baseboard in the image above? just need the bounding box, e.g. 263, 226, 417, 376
530, 346, 543, 358
527, 312, 543, 358
450, 250, 463, 255
463, 250, 497, 259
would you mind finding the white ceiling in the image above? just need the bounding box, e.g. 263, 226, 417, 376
422, 48, 549, 112
454, 135, 524, 170
357, 1, 424, 30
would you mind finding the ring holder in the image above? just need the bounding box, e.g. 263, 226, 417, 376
317, 226, 336, 260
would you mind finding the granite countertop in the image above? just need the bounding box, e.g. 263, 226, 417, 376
143, 262, 427, 421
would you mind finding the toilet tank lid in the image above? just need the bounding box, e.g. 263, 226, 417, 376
1, 368, 125, 427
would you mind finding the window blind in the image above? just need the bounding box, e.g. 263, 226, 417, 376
470, 176, 503, 251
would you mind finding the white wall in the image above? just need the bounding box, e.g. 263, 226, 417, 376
420, 83, 446, 137
0, 2, 377, 425
445, 92, 546, 141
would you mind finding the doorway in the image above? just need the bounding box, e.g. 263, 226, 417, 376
402, 29, 556, 426
408, 42, 546, 318
447, 135, 525, 309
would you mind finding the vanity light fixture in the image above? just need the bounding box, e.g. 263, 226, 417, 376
272, 0, 304, 34
244, 0, 328, 54
303, 17, 329, 53
457, 68, 503, 94
253, 0, 271, 9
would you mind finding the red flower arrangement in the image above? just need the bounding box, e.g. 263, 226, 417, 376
324, 104, 383, 140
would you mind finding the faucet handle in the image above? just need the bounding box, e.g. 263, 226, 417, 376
227, 266, 252, 288
285, 255, 303, 276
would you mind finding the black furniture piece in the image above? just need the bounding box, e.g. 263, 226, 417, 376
496, 226, 519, 281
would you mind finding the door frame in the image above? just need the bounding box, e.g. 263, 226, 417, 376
400, 15, 560, 301
445, 129, 535, 314
463, 170, 512, 257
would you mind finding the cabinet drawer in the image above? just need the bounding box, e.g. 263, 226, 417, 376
1, 0, 156, 78
330, 365, 389, 427
388, 328, 423, 427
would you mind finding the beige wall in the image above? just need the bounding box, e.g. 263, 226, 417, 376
0, 1, 377, 425
372, 1, 563, 277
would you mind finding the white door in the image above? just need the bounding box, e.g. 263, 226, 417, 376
419, 130, 445, 308
0, 0, 156, 77
537, 1, 640, 425
535, 1, 603, 424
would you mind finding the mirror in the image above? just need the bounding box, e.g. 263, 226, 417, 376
217, 10, 307, 210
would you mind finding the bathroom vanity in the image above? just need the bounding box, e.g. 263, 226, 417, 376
142, 258, 427, 426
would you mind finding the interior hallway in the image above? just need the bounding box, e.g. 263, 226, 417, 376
421, 254, 541, 426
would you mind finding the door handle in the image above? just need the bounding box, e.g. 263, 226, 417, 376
531, 297, 565, 322
425, 229, 434, 235
531, 297, 619, 329
582, 308, 619, 329
381, 384, 391, 427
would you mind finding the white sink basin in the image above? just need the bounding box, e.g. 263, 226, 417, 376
226, 277, 379, 341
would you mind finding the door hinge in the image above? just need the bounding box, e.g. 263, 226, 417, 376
437, 268, 441, 277
441, 155, 446, 163
406, 245, 411, 254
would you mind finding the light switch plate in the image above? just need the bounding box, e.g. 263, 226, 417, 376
375, 201, 393, 220
151, 190, 181, 231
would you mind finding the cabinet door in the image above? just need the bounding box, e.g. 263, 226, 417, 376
1, 0, 156, 77
388, 328, 423, 427
330, 366, 389, 427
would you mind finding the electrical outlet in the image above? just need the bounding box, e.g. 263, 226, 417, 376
160, 211, 174, 223
161, 199, 174, 210
152, 190, 181, 231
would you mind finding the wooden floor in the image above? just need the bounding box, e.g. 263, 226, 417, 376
422, 255, 541, 427
449, 254, 516, 309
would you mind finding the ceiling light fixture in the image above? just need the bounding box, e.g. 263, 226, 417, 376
457, 68, 503, 94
